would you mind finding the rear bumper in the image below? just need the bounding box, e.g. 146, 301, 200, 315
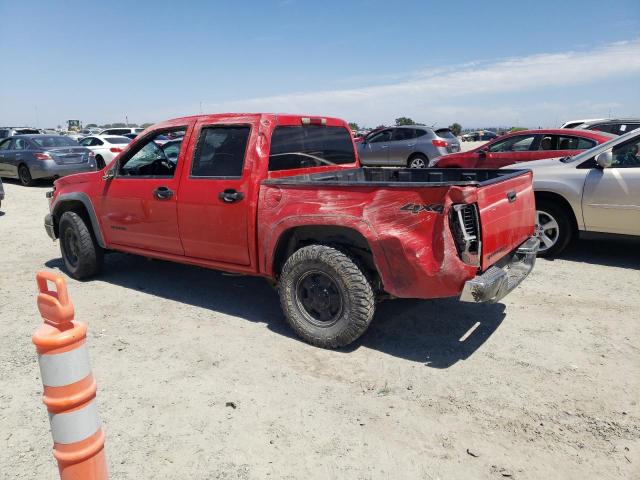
460, 236, 539, 303
30, 160, 97, 179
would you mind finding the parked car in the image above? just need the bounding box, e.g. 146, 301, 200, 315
573, 118, 640, 136
99, 127, 145, 136
507, 129, 640, 256
560, 118, 606, 129
435, 129, 615, 168
0, 127, 41, 139
357, 126, 461, 168
0, 135, 96, 186
44, 113, 538, 348
461, 131, 498, 142
0, 177, 4, 208
79, 135, 131, 168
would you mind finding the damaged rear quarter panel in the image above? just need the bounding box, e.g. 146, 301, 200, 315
259, 183, 478, 299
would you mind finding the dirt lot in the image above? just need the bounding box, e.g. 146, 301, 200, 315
0, 179, 638, 480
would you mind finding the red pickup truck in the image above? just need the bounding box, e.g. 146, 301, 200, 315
44, 113, 539, 348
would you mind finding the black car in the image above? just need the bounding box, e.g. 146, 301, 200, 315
577, 118, 640, 136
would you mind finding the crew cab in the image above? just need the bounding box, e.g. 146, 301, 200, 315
44, 113, 539, 348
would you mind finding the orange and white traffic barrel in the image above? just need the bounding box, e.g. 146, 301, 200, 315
32, 271, 108, 480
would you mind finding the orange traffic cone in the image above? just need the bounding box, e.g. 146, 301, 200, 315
32, 271, 108, 480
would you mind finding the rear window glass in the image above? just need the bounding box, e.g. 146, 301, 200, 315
269, 125, 355, 171
191, 125, 250, 177
31, 136, 79, 147
105, 137, 130, 144
435, 128, 455, 139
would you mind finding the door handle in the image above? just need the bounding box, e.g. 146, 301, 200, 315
153, 186, 174, 200
218, 189, 244, 203
381, 145, 389, 149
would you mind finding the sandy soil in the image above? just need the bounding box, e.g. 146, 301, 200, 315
0, 178, 638, 480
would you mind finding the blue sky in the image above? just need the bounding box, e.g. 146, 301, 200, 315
0, 0, 638, 129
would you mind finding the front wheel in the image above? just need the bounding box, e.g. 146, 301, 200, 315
279, 245, 375, 348
535, 201, 573, 257
59, 211, 104, 279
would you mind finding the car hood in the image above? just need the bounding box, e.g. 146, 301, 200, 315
505, 157, 567, 170
54, 170, 100, 189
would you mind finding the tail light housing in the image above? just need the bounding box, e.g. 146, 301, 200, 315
109, 147, 123, 153
34, 153, 52, 160
449, 204, 481, 267
432, 139, 449, 148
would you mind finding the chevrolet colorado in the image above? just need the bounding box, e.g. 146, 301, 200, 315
45, 113, 538, 348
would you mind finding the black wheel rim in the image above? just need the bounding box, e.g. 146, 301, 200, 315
295, 270, 344, 327
19, 167, 30, 184
62, 228, 80, 267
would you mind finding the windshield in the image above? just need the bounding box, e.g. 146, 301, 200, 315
560, 131, 631, 163
31, 136, 79, 147
268, 125, 356, 171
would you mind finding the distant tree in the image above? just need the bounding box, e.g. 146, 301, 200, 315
348, 122, 359, 131
509, 127, 528, 133
395, 117, 416, 126
375, 124, 386, 130
140, 122, 154, 128
86, 123, 97, 128
110, 122, 127, 127
449, 123, 462, 136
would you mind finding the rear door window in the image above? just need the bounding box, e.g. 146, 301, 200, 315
391, 128, 416, 141
589, 123, 618, 134
269, 125, 356, 171
191, 125, 250, 177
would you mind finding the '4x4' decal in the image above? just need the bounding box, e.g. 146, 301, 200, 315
400, 203, 444, 214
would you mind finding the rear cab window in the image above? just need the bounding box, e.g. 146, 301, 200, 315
269, 125, 356, 171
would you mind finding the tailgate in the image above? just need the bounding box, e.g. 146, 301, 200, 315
476, 171, 535, 269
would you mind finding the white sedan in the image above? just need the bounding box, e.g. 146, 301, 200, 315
78, 135, 131, 169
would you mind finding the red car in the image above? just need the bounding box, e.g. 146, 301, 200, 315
435, 129, 615, 168
44, 113, 537, 348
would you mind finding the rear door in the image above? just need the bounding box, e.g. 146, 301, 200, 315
0, 139, 12, 176
358, 129, 392, 165
476, 171, 536, 269
387, 128, 417, 165
177, 117, 257, 265
582, 136, 640, 235
100, 125, 193, 254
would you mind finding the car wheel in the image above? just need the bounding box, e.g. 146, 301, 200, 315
59, 211, 104, 279
535, 201, 572, 257
95, 155, 105, 169
408, 154, 428, 169
279, 245, 375, 349
18, 164, 34, 186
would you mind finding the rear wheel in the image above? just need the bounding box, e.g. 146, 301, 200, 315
279, 245, 375, 348
59, 211, 104, 279
535, 201, 572, 257
408, 154, 428, 169
18, 164, 34, 186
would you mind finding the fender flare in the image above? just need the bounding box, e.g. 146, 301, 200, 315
52, 193, 106, 248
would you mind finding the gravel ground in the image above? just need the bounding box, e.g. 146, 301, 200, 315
0, 178, 638, 480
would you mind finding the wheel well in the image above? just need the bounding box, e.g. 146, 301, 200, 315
272, 226, 380, 289
52, 201, 93, 239
408, 152, 428, 161
534, 191, 579, 232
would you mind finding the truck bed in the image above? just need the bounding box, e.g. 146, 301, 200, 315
263, 167, 529, 187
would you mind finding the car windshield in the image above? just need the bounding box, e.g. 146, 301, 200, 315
562, 130, 637, 163
31, 136, 79, 147
105, 137, 131, 144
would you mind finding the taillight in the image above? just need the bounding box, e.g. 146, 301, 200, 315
34, 153, 52, 160
449, 204, 481, 267
301, 117, 327, 126
432, 139, 448, 148
110, 147, 123, 153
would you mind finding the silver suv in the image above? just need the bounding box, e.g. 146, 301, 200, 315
357, 126, 460, 168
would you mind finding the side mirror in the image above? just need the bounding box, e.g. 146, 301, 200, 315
595, 150, 613, 169
102, 167, 116, 181
477, 149, 487, 157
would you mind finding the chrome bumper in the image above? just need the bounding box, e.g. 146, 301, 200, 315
460, 236, 539, 303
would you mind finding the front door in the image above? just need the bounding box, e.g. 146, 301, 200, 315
482, 134, 540, 168
358, 129, 392, 165
0, 139, 12, 176
99, 126, 192, 254
177, 118, 255, 265
583, 137, 640, 235
388, 128, 417, 166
